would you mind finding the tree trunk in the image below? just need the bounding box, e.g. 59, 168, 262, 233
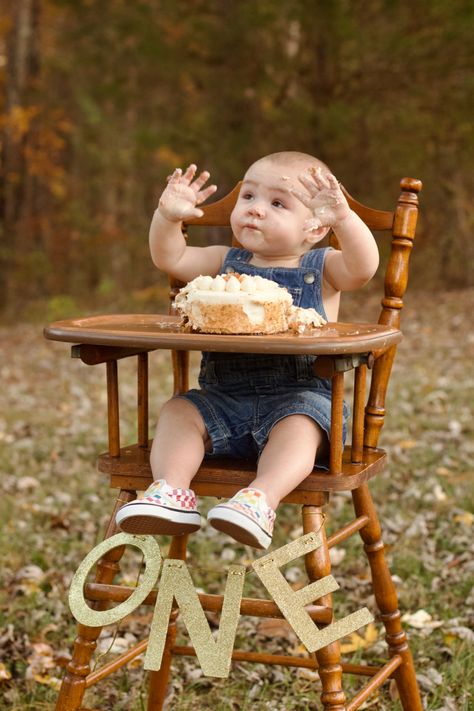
1, 0, 41, 309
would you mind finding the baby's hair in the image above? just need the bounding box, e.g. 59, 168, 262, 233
253, 151, 330, 175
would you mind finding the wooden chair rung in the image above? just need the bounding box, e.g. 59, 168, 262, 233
173, 645, 319, 669
172, 646, 400, 682
84, 583, 333, 624
327, 515, 370, 548
346, 655, 402, 711
85, 639, 148, 688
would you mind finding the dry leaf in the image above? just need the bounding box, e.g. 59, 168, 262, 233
396, 439, 418, 449
453, 511, 474, 526
32, 673, 62, 690
0, 663, 12, 682
401, 609, 443, 633
296, 667, 320, 682
256, 617, 296, 640
340, 623, 378, 653
444, 626, 474, 644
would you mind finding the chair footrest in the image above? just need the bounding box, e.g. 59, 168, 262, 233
172, 645, 400, 681
346, 656, 402, 711
98, 444, 387, 501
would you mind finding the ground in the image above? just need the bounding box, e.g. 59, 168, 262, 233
0, 288, 473, 710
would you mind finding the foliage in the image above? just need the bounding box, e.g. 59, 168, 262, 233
1, 1, 474, 317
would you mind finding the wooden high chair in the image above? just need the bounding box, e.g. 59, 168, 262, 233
45, 176, 423, 710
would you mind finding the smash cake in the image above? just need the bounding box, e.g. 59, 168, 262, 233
175, 273, 326, 334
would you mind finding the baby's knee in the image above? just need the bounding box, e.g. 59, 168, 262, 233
159, 396, 207, 433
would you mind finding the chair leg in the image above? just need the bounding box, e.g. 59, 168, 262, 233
352, 484, 423, 711
303, 498, 347, 711
55, 489, 136, 711
146, 534, 189, 711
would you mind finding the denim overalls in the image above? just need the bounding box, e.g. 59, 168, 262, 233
180, 247, 349, 467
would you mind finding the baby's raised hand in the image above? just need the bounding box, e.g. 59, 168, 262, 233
292, 168, 351, 233
158, 164, 217, 222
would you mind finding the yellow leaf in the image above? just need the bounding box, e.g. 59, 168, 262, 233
0, 663, 12, 682
443, 633, 457, 646
340, 632, 366, 653
33, 674, 61, 690
364, 622, 379, 644
397, 439, 418, 449
453, 511, 473, 526
340, 623, 378, 653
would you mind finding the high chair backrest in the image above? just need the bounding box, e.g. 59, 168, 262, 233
170, 177, 422, 450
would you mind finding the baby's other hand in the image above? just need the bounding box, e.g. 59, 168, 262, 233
291, 168, 351, 233
158, 164, 217, 222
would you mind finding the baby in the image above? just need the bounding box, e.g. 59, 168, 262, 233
116, 151, 379, 548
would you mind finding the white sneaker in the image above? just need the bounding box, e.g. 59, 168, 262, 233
116, 479, 201, 536
207, 488, 275, 549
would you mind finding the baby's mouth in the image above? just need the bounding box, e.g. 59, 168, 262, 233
243, 223, 261, 231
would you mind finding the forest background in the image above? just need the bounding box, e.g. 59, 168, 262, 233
1, 0, 474, 322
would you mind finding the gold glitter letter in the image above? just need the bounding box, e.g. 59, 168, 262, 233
145, 560, 245, 677
69, 533, 162, 627
252, 533, 373, 652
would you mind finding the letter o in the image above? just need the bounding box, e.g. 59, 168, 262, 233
69, 533, 162, 626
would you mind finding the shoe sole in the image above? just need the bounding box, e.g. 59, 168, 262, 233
207, 506, 271, 549
116, 502, 201, 536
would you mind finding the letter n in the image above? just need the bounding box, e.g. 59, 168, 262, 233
145, 560, 245, 678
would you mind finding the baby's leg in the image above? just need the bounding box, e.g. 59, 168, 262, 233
251, 414, 326, 510
115, 397, 209, 535
150, 397, 209, 489
207, 414, 325, 548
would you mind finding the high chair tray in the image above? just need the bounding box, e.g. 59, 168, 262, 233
44, 314, 402, 355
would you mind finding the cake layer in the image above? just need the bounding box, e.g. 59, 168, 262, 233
183, 302, 288, 334
175, 273, 326, 335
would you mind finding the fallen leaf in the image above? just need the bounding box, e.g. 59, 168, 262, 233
396, 439, 418, 449
444, 626, 474, 643
401, 609, 443, 632
256, 617, 296, 640
32, 673, 62, 690
453, 511, 474, 526
0, 663, 12, 682
340, 623, 378, 653
16, 476, 39, 491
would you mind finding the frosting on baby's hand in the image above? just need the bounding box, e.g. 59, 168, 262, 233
157, 164, 217, 222
291, 168, 350, 231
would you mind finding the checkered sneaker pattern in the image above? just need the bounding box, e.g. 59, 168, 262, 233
143, 481, 197, 511
115, 479, 201, 536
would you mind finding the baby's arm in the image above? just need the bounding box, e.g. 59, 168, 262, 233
294, 170, 379, 291
149, 164, 229, 281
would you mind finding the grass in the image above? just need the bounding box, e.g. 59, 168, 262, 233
0, 288, 473, 709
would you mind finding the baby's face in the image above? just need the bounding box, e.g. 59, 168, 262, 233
230, 160, 317, 260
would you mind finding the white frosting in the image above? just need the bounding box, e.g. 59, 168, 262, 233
176, 273, 292, 307
242, 302, 265, 324
175, 273, 326, 332
288, 306, 326, 332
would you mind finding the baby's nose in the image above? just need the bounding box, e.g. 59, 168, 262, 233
249, 204, 265, 218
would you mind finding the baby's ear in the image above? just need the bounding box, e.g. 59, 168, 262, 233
304, 224, 330, 245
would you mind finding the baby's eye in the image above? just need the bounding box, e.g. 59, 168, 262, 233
242, 192, 253, 200
272, 199, 285, 208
